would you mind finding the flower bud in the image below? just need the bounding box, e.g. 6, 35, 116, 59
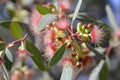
77, 23, 83, 33
56, 18, 69, 30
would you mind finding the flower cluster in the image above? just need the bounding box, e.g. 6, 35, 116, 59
29, 1, 106, 70
11, 66, 34, 80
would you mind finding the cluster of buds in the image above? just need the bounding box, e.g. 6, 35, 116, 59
62, 42, 93, 69
61, 22, 105, 69
77, 23, 105, 44
11, 66, 34, 80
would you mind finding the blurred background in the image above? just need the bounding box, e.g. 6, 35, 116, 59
0, 0, 120, 80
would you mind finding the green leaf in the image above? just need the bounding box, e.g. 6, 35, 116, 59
0, 41, 6, 51
60, 64, 73, 80
0, 21, 34, 42
26, 40, 46, 70
5, 48, 13, 62
99, 61, 109, 80
36, 5, 52, 15
37, 14, 57, 31
88, 60, 105, 80
4, 53, 13, 71
10, 22, 23, 39
49, 43, 67, 67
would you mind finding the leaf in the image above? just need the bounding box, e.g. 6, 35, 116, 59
0, 41, 6, 51
26, 40, 46, 70
10, 22, 23, 39
88, 60, 105, 80
60, 64, 73, 80
36, 5, 52, 15
37, 14, 57, 31
105, 4, 118, 30
85, 42, 105, 60
5, 48, 13, 62
4, 53, 13, 71
99, 61, 109, 80
49, 43, 67, 67
0, 21, 34, 41
71, 0, 83, 26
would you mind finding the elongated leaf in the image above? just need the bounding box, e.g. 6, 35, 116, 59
49, 43, 67, 67
71, 0, 82, 26
5, 48, 13, 62
105, 4, 118, 30
10, 22, 23, 39
26, 40, 46, 70
4, 53, 13, 71
85, 42, 105, 60
88, 60, 105, 80
60, 64, 73, 80
0, 41, 6, 51
36, 5, 52, 15
99, 61, 109, 80
37, 14, 57, 31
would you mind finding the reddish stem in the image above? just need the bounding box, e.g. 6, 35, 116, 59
7, 34, 27, 48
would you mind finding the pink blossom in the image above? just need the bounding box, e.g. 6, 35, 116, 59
90, 26, 105, 44
29, 9, 41, 34
44, 28, 56, 60
59, 0, 71, 11
56, 18, 69, 30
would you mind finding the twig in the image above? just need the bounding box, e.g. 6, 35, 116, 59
7, 34, 27, 48
1, 63, 10, 80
